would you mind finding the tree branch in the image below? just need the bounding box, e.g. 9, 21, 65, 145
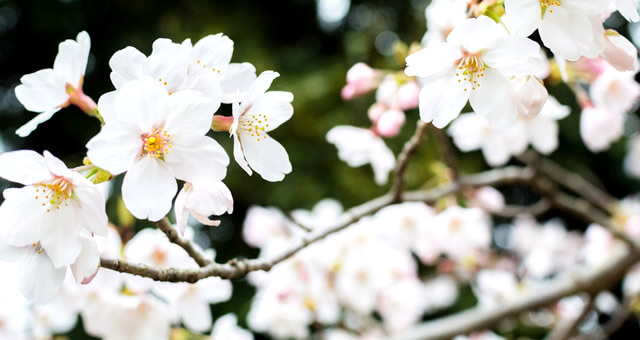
101, 166, 535, 282
394, 243, 640, 340
156, 218, 212, 267
545, 294, 593, 340
429, 124, 459, 180
391, 121, 429, 202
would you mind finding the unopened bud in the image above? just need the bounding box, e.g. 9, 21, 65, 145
601, 30, 638, 72
511, 75, 548, 117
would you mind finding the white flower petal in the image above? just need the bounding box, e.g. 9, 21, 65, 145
0, 187, 44, 247
39, 206, 82, 268
53, 31, 90, 89
221, 62, 257, 103
71, 236, 100, 284
616, 0, 640, 22
122, 157, 177, 221
73, 184, 108, 236
163, 90, 217, 145
529, 118, 559, 154
179, 299, 212, 333
114, 78, 168, 132
539, 7, 593, 61
18, 248, 67, 304
405, 42, 462, 79
192, 33, 234, 69
469, 68, 517, 127
418, 70, 469, 128
233, 133, 252, 175
448, 113, 487, 151
86, 122, 142, 175
244, 71, 279, 106
0, 239, 21, 261
0, 150, 50, 185
246, 91, 294, 132
483, 35, 545, 76
165, 137, 229, 183
241, 134, 292, 182
15, 108, 62, 138
109, 46, 147, 89
14, 69, 68, 113
447, 16, 506, 53
502, 0, 542, 37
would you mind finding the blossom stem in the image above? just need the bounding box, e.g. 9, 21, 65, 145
211, 115, 234, 132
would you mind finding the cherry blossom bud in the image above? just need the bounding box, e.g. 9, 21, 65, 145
601, 30, 638, 72
368, 103, 386, 123
211, 115, 234, 132
341, 63, 380, 100
511, 75, 548, 118
396, 82, 420, 110
375, 109, 406, 137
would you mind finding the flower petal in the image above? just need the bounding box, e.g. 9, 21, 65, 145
73, 184, 108, 237
39, 205, 83, 268
221, 62, 257, 104
0, 187, 44, 247
165, 137, 229, 183
615, 0, 640, 22
243, 71, 279, 107
447, 16, 506, 53
0, 150, 50, 185
418, 70, 469, 128
538, 7, 593, 61
53, 31, 90, 89
192, 33, 234, 69
18, 247, 67, 304
405, 42, 462, 79
109, 46, 147, 89
241, 133, 292, 182
179, 298, 213, 333
122, 157, 177, 221
71, 236, 100, 284
86, 122, 142, 175
246, 91, 294, 132
114, 78, 168, 132
469, 68, 517, 127
233, 133, 252, 175
14, 69, 68, 113
163, 90, 217, 145
15, 108, 62, 138
483, 35, 545, 76
502, 0, 542, 37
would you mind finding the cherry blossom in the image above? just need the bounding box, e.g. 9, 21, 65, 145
231, 71, 294, 181
326, 125, 395, 185
210, 314, 254, 340
86, 78, 228, 221
14, 31, 93, 137
0, 150, 107, 303
502, 0, 610, 60
174, 180, 233, 235
405, 15, 545, 127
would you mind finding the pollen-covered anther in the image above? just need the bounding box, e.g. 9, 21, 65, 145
239, 113, 269, 142
539, 0, 560, 12
33, 177, 72, 212
142, 128, 172, 159
455, 54, 486, 92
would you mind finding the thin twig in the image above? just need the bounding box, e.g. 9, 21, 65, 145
286, 212, 313, 233
390, 121, 429, 202
156, 218, 212, 267
491, 199, 551, 218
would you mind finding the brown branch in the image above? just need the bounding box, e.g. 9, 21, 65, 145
394, 242, 640, 340
390, 121, 429, 202
156, 218, 212, 267
101, 166, 535, 282
520, 152, 616, 213
491, 199, 551, 218
601, 298, 633, 337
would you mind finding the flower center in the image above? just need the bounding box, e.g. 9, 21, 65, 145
540, 0, 560, 14
239, 113, 270, 142
455, 54, 485, 92
151, 247, 167, 266
31, 241, 44, 254
34, 177, 72, 212
142, 128, 171, 160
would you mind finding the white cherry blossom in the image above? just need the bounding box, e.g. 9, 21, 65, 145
174, 180, 233, 235
502, 0, 610, 60
580, 105, 625, 152
14, 31, 91, 137
210, 314, 254, 340
406, 15, 546, 127
0, 150, 107, 303
326, 125, 395, 185
86, 78, 229, 221
231, 71, 294, 181
615, 0, 640, 22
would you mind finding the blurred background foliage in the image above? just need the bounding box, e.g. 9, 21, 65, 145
1, 0, 640, 339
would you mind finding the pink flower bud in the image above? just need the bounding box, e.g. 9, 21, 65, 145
341, 62, 380, 100
601, 30, 638, 72
375, 109, 406, 137
368, 102, 386, 123
510, 75, 548, 118
396, 82, 420, 110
